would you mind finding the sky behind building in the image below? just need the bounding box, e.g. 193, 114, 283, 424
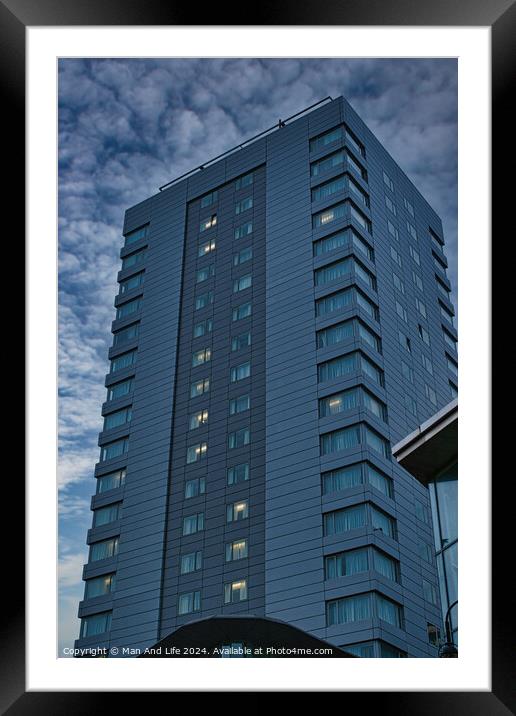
58, 58, 457, 654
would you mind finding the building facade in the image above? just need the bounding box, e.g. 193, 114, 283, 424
74, 96, 458, 658
393, 399, 458, 650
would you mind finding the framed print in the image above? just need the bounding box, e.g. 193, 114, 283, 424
6, 0, 510, 709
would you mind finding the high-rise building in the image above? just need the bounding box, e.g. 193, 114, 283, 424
74, 96, 458, 658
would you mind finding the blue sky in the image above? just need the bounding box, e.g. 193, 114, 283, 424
58, 58, 457, 654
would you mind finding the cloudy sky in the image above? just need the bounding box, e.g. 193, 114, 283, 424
58, 58, 457, 654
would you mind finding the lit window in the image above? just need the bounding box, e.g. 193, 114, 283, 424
226, 539, 248, 562
224, 579, 248, 604
200, 215, 217, 232
227, 500, 248, 522
186, 442, 207, 464
198, 239, 216, 257
190, 377, 210, 398
189, 410, 208, 430
192, 347, 211, 367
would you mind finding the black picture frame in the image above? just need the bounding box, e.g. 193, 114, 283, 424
8, 0, 509, 710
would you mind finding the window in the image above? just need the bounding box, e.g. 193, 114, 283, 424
184, 477, 206, 499
182, 513, 204, 536
425, 384, 437, 406
376, 594, 403, 627
96, 468, 126, 494
373, 549, 399, 582
186, 442, 207, 464
198, 238, 216, 257
348, 176, 370, 207
93, 502, 122, 527
316, 287, 378, 320
401, 360, 414, 384
436, 276, 451, 300
346, 150, 368, 180
396, 301, 408, 323
107, 378, 134, 401
226, 539, 248, 561
379, 642, 407, 658
113, 323, 139, 346
319, 387, 386, 422
190, 377, 210, 398
116, 297, 142, 321
385, 195, 396, 216
232, 302, 252, 321
344, 128, 365, 157
415, 499, 431, 525
229, 395, 250, 415
364, 425, 390, 458
227, 463, 249, 486
387, 220, 399, 241
104, 407, 132, 431
409, 244, 421, 266
322, 464, 362, 494
318, 350, 383, 386
124, 224, 148, 246
393, 273, 405, 295
180, 551, 202, 574
196, 264, 215, 283
366, 464, 394, 498
230, 361, 251, 382
433, 251, 447, 274
195, 291, 214, 310
415, 297, 427, 318
320, 425, 360, 455
224, 580, 248, 603
418, 541, 434, 564
200, 214, 217, 232
343, 642, 376, 658
231, 331, 251, 352
404, 197, 415, 217
235, 197, 253, 214
227, 500, 248, 522
89, 537, 119, 562
310, 150, 345, 177
192, 347, 211, 367
110, 350, 136, 373
405, 394, 417, 417
412, 270, 423, 292
350, 204, 371, 233
121, 249, 146, 270
120, 271, 144, 294
314, 257, 351, 286
390, 246, 402, 267
446, 354, 458, 378
311, 174, 346, 202
233, 274, 252, 293
421, 353, 433, 375
449, 381, 458, 398
440, 303, 455, 326
100, 439, 128, 462
407, 222, 418, 241
85, 573, 116, 599
418, 323, 430, 345
327, 593, 371, 626
354, 261, 375, 290
358, 322, 381, 352
233, 246, 253, 266
200, 190, 218, 208
189, 410, 208, 430
429, 226, 444, 249
193, 318, 213, 338
80, 611, 112, 638
399, 331, 411, 352
228, 428, 250, 449
234, 222, 253, 239
427, 623, 441, 646
178, 591, 201, 615
313, 201, 347, 229
310, 125, 344, 152
383, 170, 394, 192
325, 547, 368, 579
423, 579, 439, 606
235, 172, 253, 190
